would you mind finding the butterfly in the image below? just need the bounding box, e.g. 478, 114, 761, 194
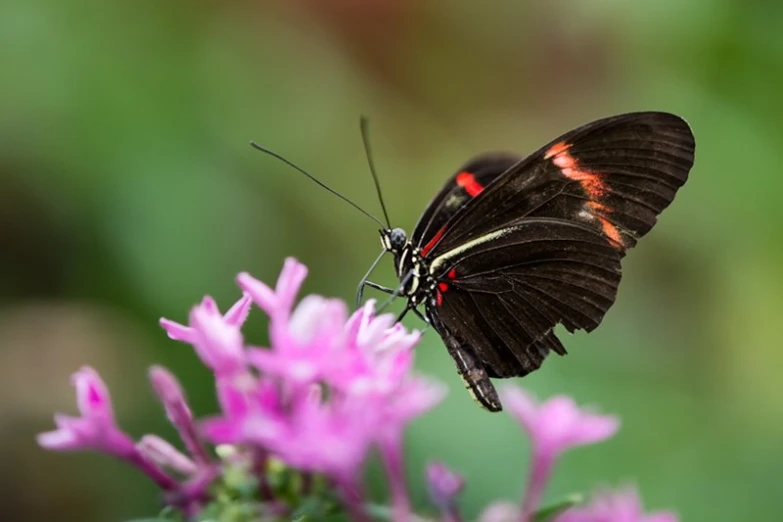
360, 112, 695, 411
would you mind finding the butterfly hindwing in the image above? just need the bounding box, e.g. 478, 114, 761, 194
413, 153, 521, 256
425, 217, 622, 380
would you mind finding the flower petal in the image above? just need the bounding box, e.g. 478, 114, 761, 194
37, 428, 78, 451
569, 412, 620, 446
224, 293, 253, 327
502, 386, 619, 456
137, 435, 197, 475
72, 367, 114, 422
189, 300, 244, 375
159, 318, 195, 343
426, 461, 464, 509
274, 257, 308, 313
500, 386, 540, 434
237, 272, 277, 315
552, 486, 678, 522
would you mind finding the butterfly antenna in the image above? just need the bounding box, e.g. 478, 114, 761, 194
360, 116, 392, 229
250, 142, 386, 229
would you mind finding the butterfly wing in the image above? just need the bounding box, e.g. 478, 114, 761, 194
425, 217, 622, 402
413, 153, 521, 256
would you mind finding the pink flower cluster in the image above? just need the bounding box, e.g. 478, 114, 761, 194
38, 258, 444, 517
37, 257, 679, 522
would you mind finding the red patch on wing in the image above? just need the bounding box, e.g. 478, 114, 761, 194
587, 202, 623, 247
551, 149, 606, 198
436, 272, 455, 307
599, 217, 623, 246
548, 142, 622, 248
456, 171, 484, 197
545, 141, 570, 159
421, 226, 446, 257
586, 201, 607, 212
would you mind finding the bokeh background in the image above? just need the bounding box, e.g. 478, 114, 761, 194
2, 0, 782, 520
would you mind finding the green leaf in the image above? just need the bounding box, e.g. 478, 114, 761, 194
532, 493, 584, 522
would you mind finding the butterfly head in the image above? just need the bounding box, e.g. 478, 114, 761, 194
380, 227, 408, 254
381, 227, 424, 296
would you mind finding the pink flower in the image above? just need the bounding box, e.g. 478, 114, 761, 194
149, 366, 211, 466
41, 257, 448, 519
501, 386, 620, 522
502, 387, 620, 457
381, 375, 447, 429
554, 487, 678, 522
237, 257, 307, 320
37, 367, 178, 491
137, 435, 197, 476
330, 300, 420, 396
236, 258, 444, 519
37, 367, 132, 454
270, 393, 378, 483
427, 462, 465, 512
239, 259, 348, 389
160, 294, 252, 376
200, 375, 285, 447
247, 295, 349, 388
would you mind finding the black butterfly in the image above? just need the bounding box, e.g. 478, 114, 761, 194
359, 112, 695, 412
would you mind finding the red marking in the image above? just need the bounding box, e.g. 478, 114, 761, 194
548, 140, 619, 247
581, 176, 606, 198
438, 282, 449, 292
447, 268, 457, 279
545, 141, 570, 159
586, 201, 606, 212
561, 166, 590, 180
456, 171, 484, 197
421, 226, 446, 257
599, 217, 623, 247
549, 147, 606, 198
554, 154, 577, 170
436, 291, 443, 306
586, 201, 623, 247
563, 168, 605, 198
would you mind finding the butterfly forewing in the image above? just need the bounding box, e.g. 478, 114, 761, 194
421, 112, 695, 257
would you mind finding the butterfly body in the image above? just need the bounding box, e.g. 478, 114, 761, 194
375, 112, 695, 412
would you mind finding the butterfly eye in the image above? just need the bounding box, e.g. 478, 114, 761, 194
389, 228, 407, 250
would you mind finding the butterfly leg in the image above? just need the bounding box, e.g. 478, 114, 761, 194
364, 281, 396, 294
355, 249, 388, 308
376, 270, 414, 313
412, 307, 431, 325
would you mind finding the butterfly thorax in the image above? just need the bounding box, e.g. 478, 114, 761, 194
380, 228, 434, 307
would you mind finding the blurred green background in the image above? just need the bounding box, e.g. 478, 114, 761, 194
2, 0, 782, 520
